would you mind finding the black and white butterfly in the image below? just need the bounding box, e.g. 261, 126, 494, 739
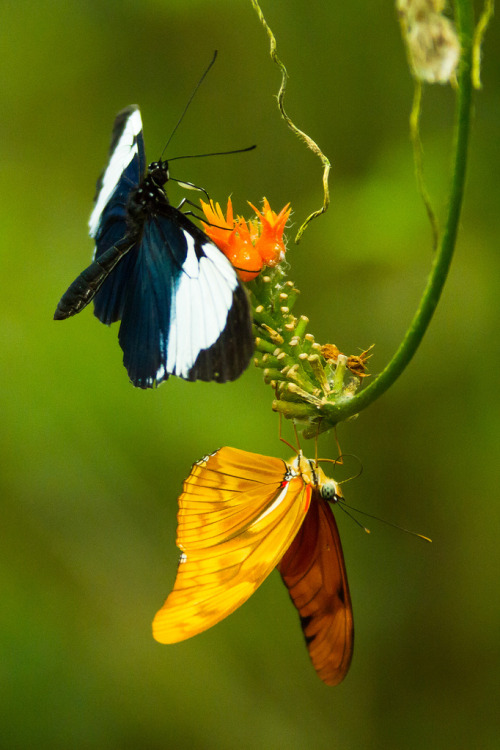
54, 105, 254, 388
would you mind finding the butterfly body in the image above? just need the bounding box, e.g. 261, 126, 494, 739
124, 161, 169, 229
54, 106, 253, 388
153, 447, 354, 686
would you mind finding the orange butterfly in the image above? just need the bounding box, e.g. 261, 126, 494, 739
153, 446, 354, 686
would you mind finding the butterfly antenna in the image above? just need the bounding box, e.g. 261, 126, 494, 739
161, 50, 219, 160
168, 145, 256, 162
278, 413, 299, 455
336, 502, 371, 534
339, 502, 432, 543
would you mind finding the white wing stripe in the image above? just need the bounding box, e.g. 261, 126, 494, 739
89, 108, 142, 237
202, 242, 239, 286
181, 232, 200, 277
197, 260, 224, 344
166, 241, 239, 378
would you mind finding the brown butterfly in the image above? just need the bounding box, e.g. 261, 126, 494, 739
153, 446, 354, 686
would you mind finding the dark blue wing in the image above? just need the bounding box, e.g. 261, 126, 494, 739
89, 105, 146, 249
57, 104, 253, 386
117, 220, 174, 388
54, 107, 145, 322
92, 243, 138, 324
89, 106, 146, 323
116, 207, 253, 388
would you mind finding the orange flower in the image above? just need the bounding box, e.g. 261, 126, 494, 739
199, 198, 234, 251
201, 197, 291, 282
249, 198, 291, 267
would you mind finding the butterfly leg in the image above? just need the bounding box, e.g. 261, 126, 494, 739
277, 411, 301, 456
333, 426, 343, 464
170, 180, 210, 201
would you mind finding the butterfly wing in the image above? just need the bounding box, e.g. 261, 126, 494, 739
117, 208, 253, 387
278, 491, 354, 686
56, 104, 253, 386
153, 447, 311, 644
90, 106, 253, 385
89, 105, 145, 246
90, 105, 146, 324
54, 107, 145, 322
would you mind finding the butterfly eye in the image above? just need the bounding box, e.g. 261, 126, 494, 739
320, 479, 340, 502
149, 161, 169, 185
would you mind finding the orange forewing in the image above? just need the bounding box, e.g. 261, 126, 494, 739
153, 447, 311, 644
278, 490, 354, 686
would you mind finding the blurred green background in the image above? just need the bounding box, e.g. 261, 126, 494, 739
2, 1, 499, 748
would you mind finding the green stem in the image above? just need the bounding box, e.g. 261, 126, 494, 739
321, 0, 474, 426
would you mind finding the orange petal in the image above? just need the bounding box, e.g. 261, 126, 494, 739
226, 218, 263, 281
201, 198, 235, 252
225, 244, 263, 281
249, 199, 291, 266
